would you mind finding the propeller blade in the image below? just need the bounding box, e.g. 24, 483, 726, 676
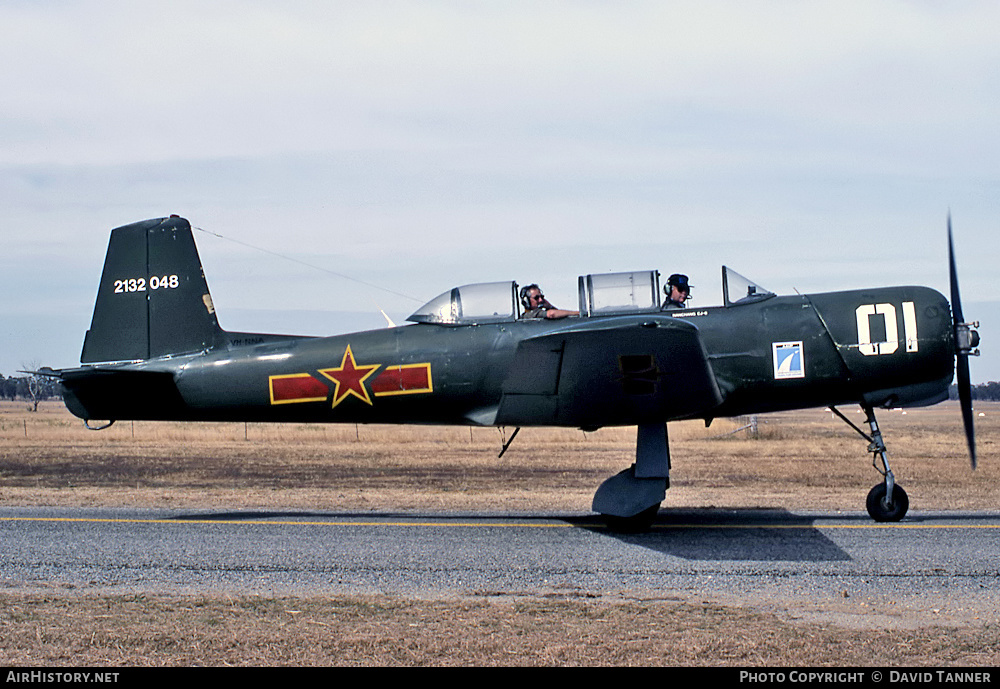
948, 215, 977, 469
948, 214, 965, 325
957, 353, 977, 469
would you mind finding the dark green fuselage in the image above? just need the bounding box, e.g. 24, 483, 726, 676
61, 285, 954, 428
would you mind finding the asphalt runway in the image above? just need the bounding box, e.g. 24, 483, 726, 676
3, 507, 999, 616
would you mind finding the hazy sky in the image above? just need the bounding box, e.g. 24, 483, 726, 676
2, 1, 998, 383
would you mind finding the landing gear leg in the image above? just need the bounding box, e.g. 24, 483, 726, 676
832, 405, 909, 522
593, 422, 669, 532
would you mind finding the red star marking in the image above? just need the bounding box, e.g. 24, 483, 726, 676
319, 345, 381, 409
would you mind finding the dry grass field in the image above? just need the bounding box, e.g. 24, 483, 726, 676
1, 399, 996, 514
1, 398, 998, 666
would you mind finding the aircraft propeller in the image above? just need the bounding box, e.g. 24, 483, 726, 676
948, 215, 980, 469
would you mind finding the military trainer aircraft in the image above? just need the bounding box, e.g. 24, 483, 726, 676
46, 216, 981, 529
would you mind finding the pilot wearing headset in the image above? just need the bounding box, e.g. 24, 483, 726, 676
520, 284, 578, 319
663, 273, 692, 309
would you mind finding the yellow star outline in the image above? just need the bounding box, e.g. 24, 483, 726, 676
318, 344, 381, 409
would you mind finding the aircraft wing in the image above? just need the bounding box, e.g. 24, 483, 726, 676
496, 316, 723, 428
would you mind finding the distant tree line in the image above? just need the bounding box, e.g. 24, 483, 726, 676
0, 374, 61, 410
950, 382, 1000, 401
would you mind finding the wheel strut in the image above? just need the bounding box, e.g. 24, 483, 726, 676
592, 422, 669, 531
830, 404, 909, 521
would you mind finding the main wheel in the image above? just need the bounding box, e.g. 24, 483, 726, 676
602, 504, 660, 533
866, 483, 909, 522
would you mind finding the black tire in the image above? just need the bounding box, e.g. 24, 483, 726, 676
866, 483, 909, 522
602, 504, 660, 533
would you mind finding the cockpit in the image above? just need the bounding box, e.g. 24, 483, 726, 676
406, 266, 774, 326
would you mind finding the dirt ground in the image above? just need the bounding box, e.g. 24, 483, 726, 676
1, 399, 998, 666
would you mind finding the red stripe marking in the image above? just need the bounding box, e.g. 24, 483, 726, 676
372, 364, 431, 395
270, 374, 328, 403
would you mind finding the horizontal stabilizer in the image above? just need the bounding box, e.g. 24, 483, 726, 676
58, 367, 186, 421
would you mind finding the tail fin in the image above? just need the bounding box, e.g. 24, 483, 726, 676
81, 216, 224, 363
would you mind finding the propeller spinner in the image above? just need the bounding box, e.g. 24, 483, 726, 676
948, 216, 981, 469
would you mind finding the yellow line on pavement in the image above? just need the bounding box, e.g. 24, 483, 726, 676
2, 516, 999, 530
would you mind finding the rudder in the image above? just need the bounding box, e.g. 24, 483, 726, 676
81, 216, 223, 363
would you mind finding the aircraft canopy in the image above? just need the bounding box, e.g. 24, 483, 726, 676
408, 268, 775, 325
577, 270, 661, 316
722, 266, 775, 305
407, 281, 518, 325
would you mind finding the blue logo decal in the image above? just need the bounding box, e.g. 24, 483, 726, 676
773, 341, 805, 379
